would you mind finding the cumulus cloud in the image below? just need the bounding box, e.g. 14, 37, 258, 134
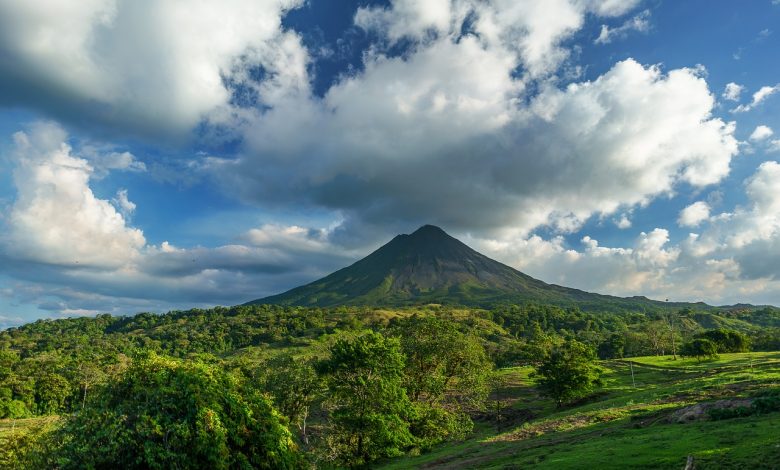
678, 201, 711, 227
5, 121, 145, 268
79, 145, 146, 178
750, 125, 774, 141
732, 83, 780, 112
722, 82, 744, 101
615, 214, 632, 229
470, 228, 682, 299
6, 0, 779, 316
222, 57, 737, 238
682, 161, 780, 281
0, 122, 357, 317
0, 0, 307, 138
111, 189, 136, 219
356, 0, 641, 78
594, 9, 651, 45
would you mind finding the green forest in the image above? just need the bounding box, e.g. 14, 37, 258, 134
2, 303, 780, 468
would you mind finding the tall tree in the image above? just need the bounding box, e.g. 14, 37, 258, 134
317, 331, 414, 467
262, 353, 323, 444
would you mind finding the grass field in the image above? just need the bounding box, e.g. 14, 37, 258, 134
380, 352, 780, 469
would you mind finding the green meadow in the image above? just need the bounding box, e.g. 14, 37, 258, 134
380, 352, 780, 469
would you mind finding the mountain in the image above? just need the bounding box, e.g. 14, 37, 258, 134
248, 225, 710, 312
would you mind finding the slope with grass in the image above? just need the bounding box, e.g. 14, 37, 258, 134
379, 352, 780, 469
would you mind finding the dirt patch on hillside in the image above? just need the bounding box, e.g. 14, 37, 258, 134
491, 408, 627, 443
667, 399, 753, 423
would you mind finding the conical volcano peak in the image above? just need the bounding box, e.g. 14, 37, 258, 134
248, 225, 687, 311
410, 224, 448, 237
401, 225, 455, 247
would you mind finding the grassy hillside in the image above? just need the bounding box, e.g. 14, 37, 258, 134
381, 352, 780, 469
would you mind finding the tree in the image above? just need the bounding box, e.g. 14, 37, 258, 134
262, 353, 323, 444
394, 316, 492, 447
597, 333, 625, 359
317, 331, 414, 467
396, 316, 491, 409
534, 340, 602, 407
50, 353, 303, 469
643, 321, 669, 356
697, 329, 750, 353
34, 373, 70, 414
681, 338, 719, 362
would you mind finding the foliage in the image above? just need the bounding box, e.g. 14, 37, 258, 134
261, 353, 324, 443
597, 333, 625, 359
392, 316, 492, 448
680, 338, 719, 361
0, 417, 61, 469
317, 331, 414, 466
696, 329, 750, 353
394, 316, 492, 409
534, 340, 603, 407
49, 353, 303, 469
1, 302, 779, 466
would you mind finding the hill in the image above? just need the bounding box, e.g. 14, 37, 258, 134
380, 352, 780, 469
249, 225, 711, 312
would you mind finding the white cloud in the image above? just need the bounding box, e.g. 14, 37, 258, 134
356, 0, 641, 78
615, 214, 632, 229
0, 0, 307, 137
769, 140, 780, 153
722, 82, 744, 101
683, 161, 780, 276
678, 201, 711, 227
470, 228, 682, 299
5, 121, 145, 268
594, 9, 651, 45
0, 122, 359, 318
224, 55, 737, 238
750, 125, 774, 141
732, 83, 780, 112
111, 189, 136, 219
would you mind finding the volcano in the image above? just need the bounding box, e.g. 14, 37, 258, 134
248, 225, 703, 312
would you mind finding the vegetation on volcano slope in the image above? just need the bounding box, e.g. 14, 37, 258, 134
1, 303, 780, 467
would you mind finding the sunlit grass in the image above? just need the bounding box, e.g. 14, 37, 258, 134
379, 351, 780, 469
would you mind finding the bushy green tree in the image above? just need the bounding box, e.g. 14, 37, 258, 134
394, 316, 492, 448
697, 329, 750, 353
34, 373, 70, 414
681, 338, 719, 361
262, 353, 323, 443
597, 333, 625, 359
50, 353, 303, 469
534, 340, 602, 407
318, 331, 414, 467
396, 316, 492, 408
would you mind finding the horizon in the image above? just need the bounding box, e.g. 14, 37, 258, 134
1, 0, 780, 328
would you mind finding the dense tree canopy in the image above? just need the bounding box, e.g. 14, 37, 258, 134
52, 353, 302, 469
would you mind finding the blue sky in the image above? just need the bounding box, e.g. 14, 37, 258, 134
1, 0, 780, 328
